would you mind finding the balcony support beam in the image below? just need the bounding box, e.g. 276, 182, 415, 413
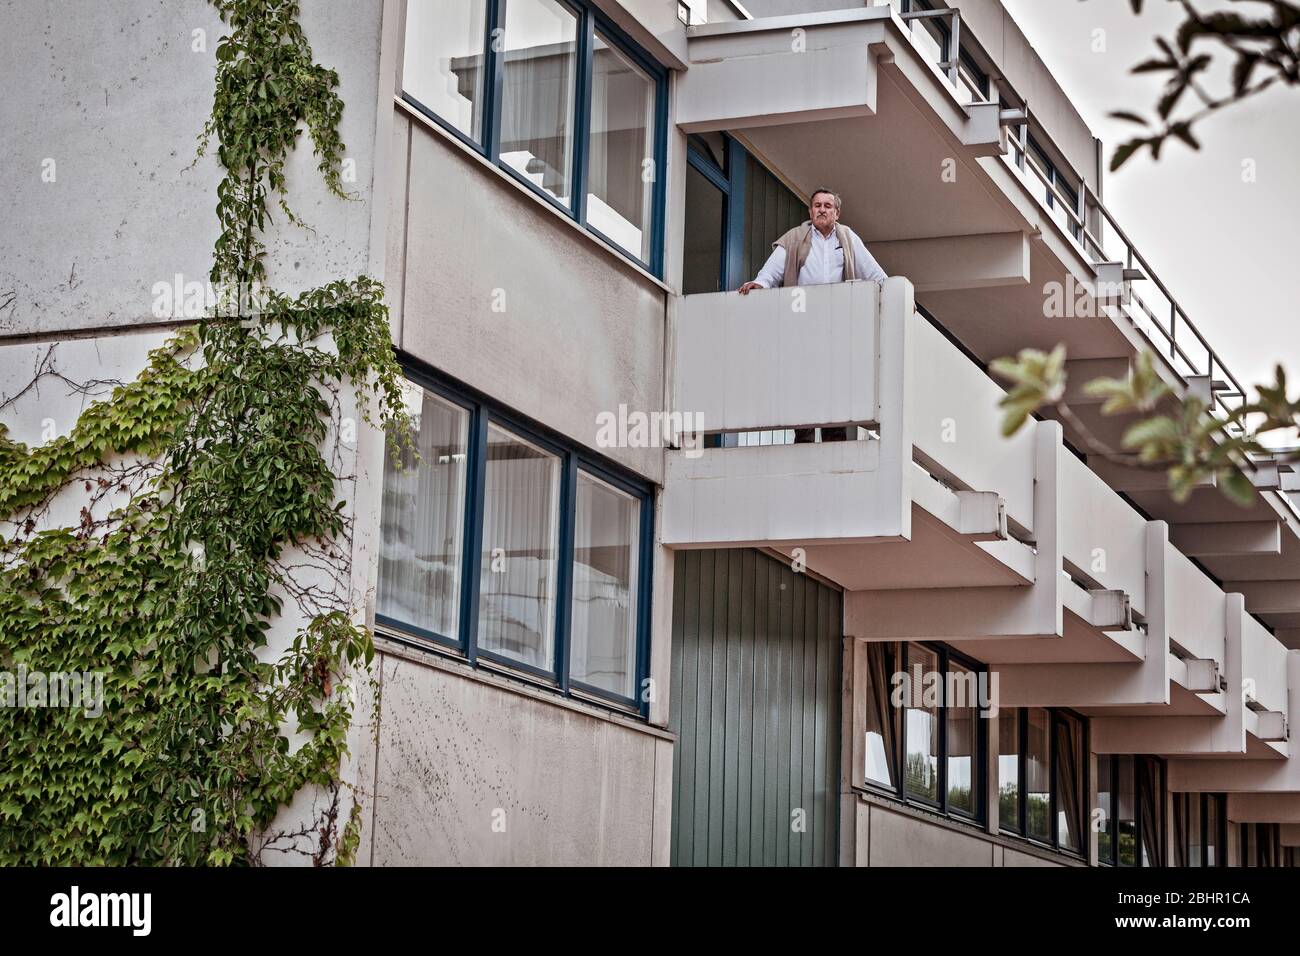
1169, 521, 1282, 558
868, 232, 1029, 293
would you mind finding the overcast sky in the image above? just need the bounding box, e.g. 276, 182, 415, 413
999, 0, 1299, 398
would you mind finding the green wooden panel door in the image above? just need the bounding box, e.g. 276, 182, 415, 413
669, 549, 842, 867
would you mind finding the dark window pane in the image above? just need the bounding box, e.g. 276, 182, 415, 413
1117, 756, 1137, 866
1097, 757, 1114, 863
904, 647, 940, 803
1139, 758, 1164, 866
1206, 795, 1220, 867
946, 663, 977, 815
1189, 793, 1203, 867
683, 163, 725, 295
570, 471, 640, 699
499, 0, 578, 207
998, 708, 1020, 832
1055, 714, 1083, 852
477, 424, 562, 671
378, 383, 470, 638
1026, 708, 1051, 842
402, 0, 489, 141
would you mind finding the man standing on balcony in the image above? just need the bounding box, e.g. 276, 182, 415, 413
737, 187, 888, 442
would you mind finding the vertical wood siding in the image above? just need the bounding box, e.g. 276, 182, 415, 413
670, 549, 841, 866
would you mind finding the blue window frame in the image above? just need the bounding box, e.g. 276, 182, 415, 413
401, 0, 669, 277
376, 361, 656, 716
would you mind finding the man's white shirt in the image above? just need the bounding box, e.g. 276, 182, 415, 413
751, 225, 888, 289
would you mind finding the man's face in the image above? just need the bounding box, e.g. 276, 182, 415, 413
810, 192, 839, 231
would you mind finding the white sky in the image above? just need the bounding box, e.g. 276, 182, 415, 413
1000, 0, 1300, 396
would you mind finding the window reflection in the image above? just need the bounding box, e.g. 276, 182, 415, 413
499, 0, 578, 207
904, 647, 940, 803
403, 0, 489, 141
587, 32, 657, 262
1026, 708, 1051, 842
998, 708, 1020, 832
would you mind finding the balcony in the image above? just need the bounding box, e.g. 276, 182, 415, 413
664, 273, 1300, 764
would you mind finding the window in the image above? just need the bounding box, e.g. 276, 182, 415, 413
498, 0, 579, 208
402, 0, 667, 274
1241, 822, 1284, 867
587, 32, 658, 263
376, 367, 654, 714
1025, 135, 1082, 241
998, 707, 1086, 856
857, 642, 987, 824
377, 382, 471, 640
1026, 708, 1052, 842
402, 0, 489, 141
476, 424, 562, 672
863, 642, 901, 789
998, 709, 1020, 833
569, 471, 641, 699
1174, 792, 1226, 868
1097, 755, 1166, 867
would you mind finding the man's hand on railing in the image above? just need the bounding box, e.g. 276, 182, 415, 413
737, 281, 764, 295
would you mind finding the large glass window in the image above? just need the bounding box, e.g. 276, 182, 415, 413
402, 0, 489, 141
499, 0, 578, 208
477, 425, 562, 671
401, 0, 666, 272
999, 707, 1085, 856
863, 642, 982, 822
1174, 792, 1225, 868
1098, 755, 1166, 867
377, 382, 470, 641
858, 642, 985, 824
569, 471, 640, 699
587, 32, 656, 262
377, 369, 653, 714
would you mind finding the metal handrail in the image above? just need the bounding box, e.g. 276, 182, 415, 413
897, 2, 1250, 427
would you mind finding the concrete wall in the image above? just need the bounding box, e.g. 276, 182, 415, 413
0, 0, 390, 337
363, 645, 672, 866
736, 0, 1101, 189
0, 0, 400, 862
852, 797, 1074, 866
389, 110, 669, 484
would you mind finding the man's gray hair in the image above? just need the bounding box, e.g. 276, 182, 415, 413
809, 187, 842, 210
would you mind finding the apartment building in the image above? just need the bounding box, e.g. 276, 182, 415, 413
5, 0, 1300, 867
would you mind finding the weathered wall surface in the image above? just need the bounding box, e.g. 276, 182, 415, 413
0, 0, 389, 337
853, 798, 1074, 867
